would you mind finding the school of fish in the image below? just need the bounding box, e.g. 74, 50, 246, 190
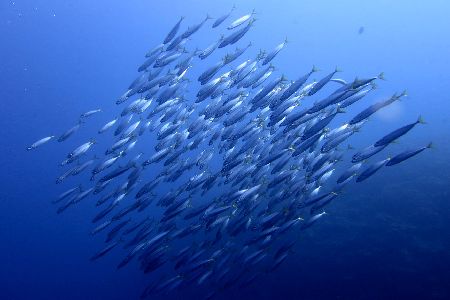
27, 7, 432, 299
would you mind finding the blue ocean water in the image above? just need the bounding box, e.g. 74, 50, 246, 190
1, 0, 449, 299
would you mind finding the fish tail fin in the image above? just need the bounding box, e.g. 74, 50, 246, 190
311, 65, 320, 73
417, 115, 426, 124
284, 37, 289, 44
399, 90, 408, 98
336, 107, 346, 114
427, 142, 434, 149
206, 14, 213, 20
193, 48, 203, 56
349, 77, 358, 89
370, 82, 377, 90
252, 8, 257, 15
231, 4, 236, 11
335, 66, 343, 73
378, 72, 386, 80
347, 144, 354, 150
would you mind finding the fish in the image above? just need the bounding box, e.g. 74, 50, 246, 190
72, 187, 94, 204
386, 143, 432, 166
252, 64, 275, 88
181, 15, 212, 39
53, 186, 81, 204
212, 5, 235, 28
98, 161, 135, 183
321, 130, 354, 153
154, 52, 185, 68
91, 153, 122, 178
105, 218, 131, 242
27, 136, 54, 150
105, 136, 133, 155
99, 118, 118, 134
91, 220, 112, 236
349, 91, 407, 125
301, 212, 327, 229
164, 16, 184, 44
227, 9, 256, 30
58, 122, 82, 142
71, 159, 96, 176
90, 240, 121, 261
262, 38, 288, 66
67, 140, 95, 160
301, 108, 345, 141
224, 42, 252, 65
356, 158, 390, 182
198, 60, 225, 85
80, 109, 102, 119
219, 18, 256, 48
310, 192, 339, 213
337, 162, 363, 184
340, 85, 375, 108
145, 44, 164, 58
351, 73, 385, 89
115, 115, 133, 136
374, 116, 425, 147
199, 35, 224, 60
352, 144, 388, 163
307, 67, 341, 96
56, 167, 76, 184
279, 66, 318, 101
121, 120, 141, 138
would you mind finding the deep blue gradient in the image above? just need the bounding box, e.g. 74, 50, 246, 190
1, 1, 449, 299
